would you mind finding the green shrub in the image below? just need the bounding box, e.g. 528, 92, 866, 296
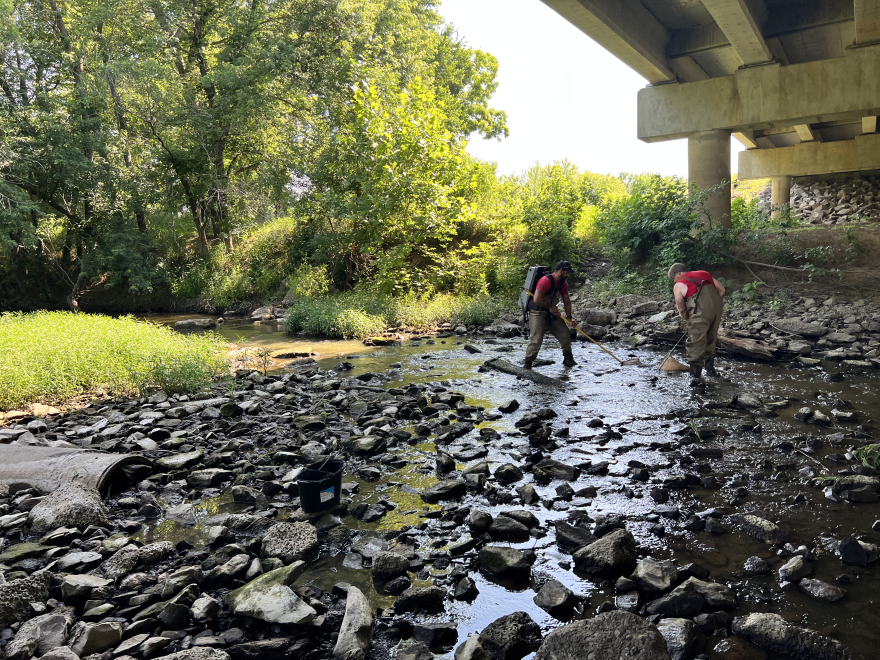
0, 312, 229, 409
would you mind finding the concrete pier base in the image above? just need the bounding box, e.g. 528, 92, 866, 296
688, 130, 731, 228
771, 176, 792, 219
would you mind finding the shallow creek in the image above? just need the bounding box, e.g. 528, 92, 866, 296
142, 315, 880, 659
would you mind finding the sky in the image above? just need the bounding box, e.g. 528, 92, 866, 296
437, 0, 744, 178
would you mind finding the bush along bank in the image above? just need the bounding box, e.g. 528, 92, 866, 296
0, 348, 862, 660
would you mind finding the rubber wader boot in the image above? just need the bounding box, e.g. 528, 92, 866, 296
689, 365, 703, 386
704, 358, 717, 376
562, 352, 577, 367
524, 362, 533, 370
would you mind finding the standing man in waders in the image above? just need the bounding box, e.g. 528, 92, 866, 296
524, 261, 577, 369
669, 263, 726, 385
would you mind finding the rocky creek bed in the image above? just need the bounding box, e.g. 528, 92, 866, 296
2, 312, 880, 660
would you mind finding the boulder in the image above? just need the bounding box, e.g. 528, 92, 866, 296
371, 552, 410, 580
532, 458, 579, 482
0, 572, 52, 627
421, 480, 467, 503
479, 547, 531, 579
28, 482, 108, 533
533, 579, 575, 615
455, 612, 541, 660
68, 622, 123, 657
332, 586, 373, 660
494, 463, 524, 483
154, 650, 230, 660
102, 544, 140, 580
61, 574, 112, 601
174, 319, 216, 330
728, 513, 788, 543
535, 610, 668, 660
155, 451, 204, 472
394, 586, 445, 613
260, 522, 318, 564
4, 613, 71, 660
631, 558, 677, 596
656, 618, 700, 660
799, 578, 846, 602
772, 320, 827, 337
223, 561, 315, 624
732, 613, 849, 660
572, 528, 637, 576
488, 516, 530, 542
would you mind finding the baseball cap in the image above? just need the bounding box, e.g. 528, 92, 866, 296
555, 260, 574, 273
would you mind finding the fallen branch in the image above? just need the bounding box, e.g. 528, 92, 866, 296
483, 358, 564, 387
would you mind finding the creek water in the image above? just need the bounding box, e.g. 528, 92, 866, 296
143, 314, 880, 659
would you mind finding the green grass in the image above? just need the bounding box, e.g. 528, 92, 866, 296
284, 290, 511, 339
0, 312, 229, 410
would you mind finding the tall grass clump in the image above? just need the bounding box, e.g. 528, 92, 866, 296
285, 290, 512, 339
0, 312, 229, 410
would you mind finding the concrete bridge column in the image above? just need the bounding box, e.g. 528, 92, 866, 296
771, 176, 792, 219
688, 130, 731, 229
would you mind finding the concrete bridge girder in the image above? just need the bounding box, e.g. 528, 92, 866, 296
540, 0, 880, 227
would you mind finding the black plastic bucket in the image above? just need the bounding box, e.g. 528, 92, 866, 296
297, 459, 345, 514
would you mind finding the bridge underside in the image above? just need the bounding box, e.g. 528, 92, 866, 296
540, 0, 880, 226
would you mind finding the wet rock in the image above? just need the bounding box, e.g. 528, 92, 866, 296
398, 642, 433, 660
68, 621, 123, 657
516, 483, 540, 504
332, 586, 373, 660
165, 502, 198, 526
203, 554, 251, 588
532, 458, 579, 482
28, 482, 108, 533
554, 521, 597, 551
413, 623, 458, 648
498, 400, 520, 414
394, 586, 445, 613
728, 513, 788, 543
646, 587, 705, 619
533, 579, 574, 615
384, 576, 411, 594
468, 510, 493, 534
572, 528, 637, 576
656, 618, 700, 660
631, 558, 677, 596
494, 463, 523, 483
479, 547, 531, 579
421, 480, 466, 503
677, 577, 737, 609
779, 556, 811, 582
534, 610, 668, 660
260, 522, 318, 564
799, 578, 846, 602
436, 452, 455, 474
839, 537, 867, 566
455, 611, 541, 660
744, 556, 770, 575
350, 534, 388, 559
224, 561, 314, 624
0, 572, 52, 627
731, 612, 849, 660
488, 516, 530, 542
371, 552, 410, 580
453, 576, 478, 600
712, 636, 767, 659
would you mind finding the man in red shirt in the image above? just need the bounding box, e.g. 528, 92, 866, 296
669, 263, 726, 384
524, 261, 577, 369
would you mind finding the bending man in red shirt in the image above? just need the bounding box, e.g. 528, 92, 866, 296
668, 263, 726, 384
524, 261, 577, 369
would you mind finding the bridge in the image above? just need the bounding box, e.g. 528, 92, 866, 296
540, 0, 880, 225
